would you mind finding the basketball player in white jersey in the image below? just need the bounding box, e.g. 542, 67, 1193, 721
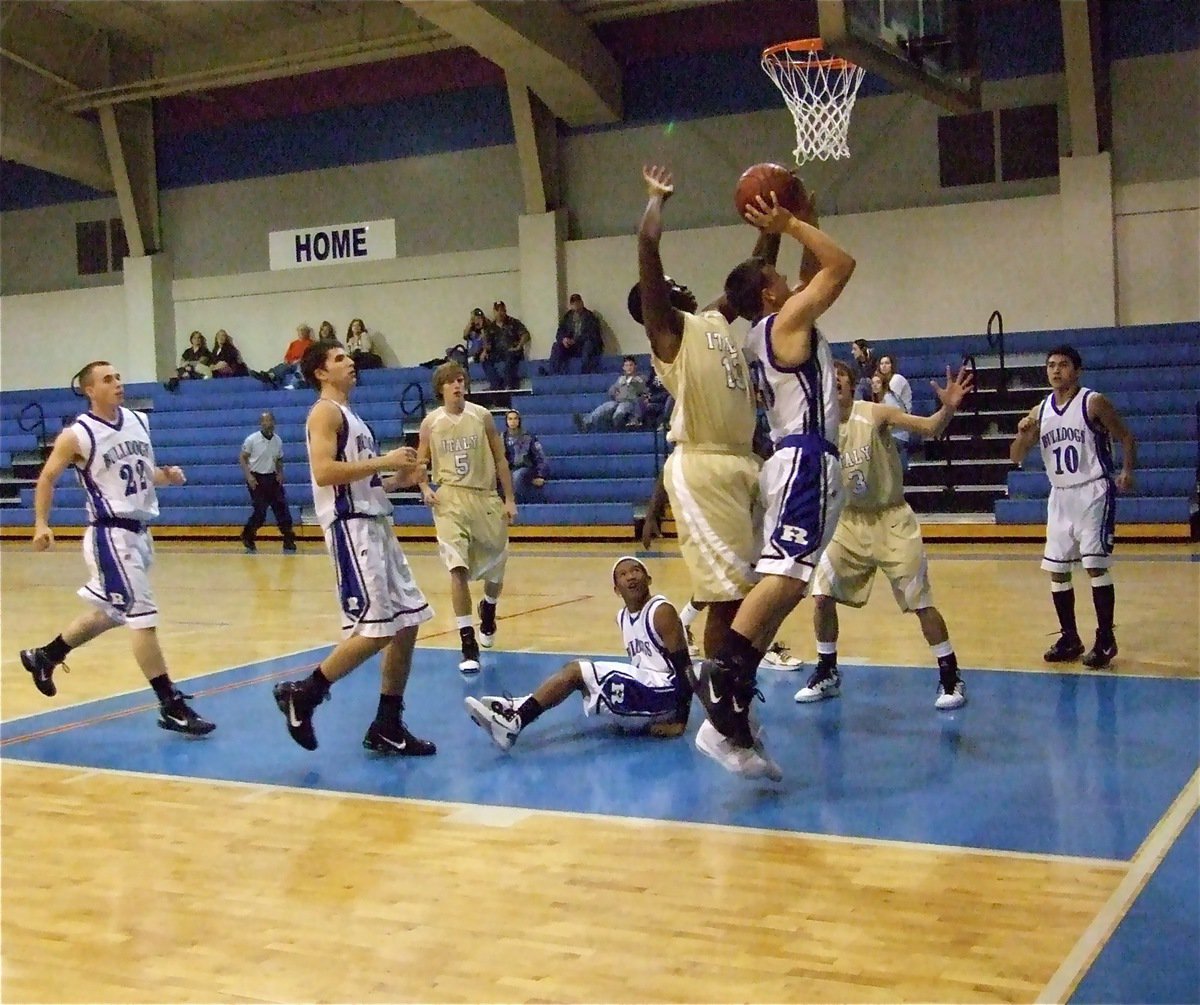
464, 557, 693, 750
417, 361, 516, 675
17, 360, 215, 735
688, 191, 855, 778
804, 359, 974, 709
1009, 345, 1136, 668
271, 340, 437, 754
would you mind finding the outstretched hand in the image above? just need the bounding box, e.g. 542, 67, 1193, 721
742, 193, 793, 233
643, 164, 675, 200
931, 364, 975, 410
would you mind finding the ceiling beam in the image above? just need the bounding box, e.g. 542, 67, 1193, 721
0, 62, 112, 190
402, 0, 621, 125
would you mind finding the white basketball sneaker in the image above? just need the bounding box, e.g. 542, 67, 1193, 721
794, 665, 840, 703
464, 695, 521, 750
694, 720, 783, 781
760, 642, 803, 671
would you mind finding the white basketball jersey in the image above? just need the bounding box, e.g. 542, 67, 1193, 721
1037, 387, 1113, 488
745, 316, 839, 449
309, 401, 393, 529
616, 594, 672, 674
70, 408, 159, 523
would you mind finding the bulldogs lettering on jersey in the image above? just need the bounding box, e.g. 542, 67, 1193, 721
1037, 388, 1114, 488
310, 402, 393, 529
616, 595, 671, 674
71, 408, 159, 523
745, 316, 839, 450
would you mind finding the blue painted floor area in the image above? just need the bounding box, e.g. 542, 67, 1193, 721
1071, 812, 1200, 1005
2, 649, 1196, 863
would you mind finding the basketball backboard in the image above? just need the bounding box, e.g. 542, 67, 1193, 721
817, 0, 981, 112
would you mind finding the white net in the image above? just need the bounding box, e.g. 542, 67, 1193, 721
762, 42, 866, 164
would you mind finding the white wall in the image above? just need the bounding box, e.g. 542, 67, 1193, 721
2, 180, 1196, 391
1, 285, 127, 390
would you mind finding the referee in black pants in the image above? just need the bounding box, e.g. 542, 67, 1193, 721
239, 410, 296, 552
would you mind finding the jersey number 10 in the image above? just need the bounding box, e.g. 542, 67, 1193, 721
1051, 444, 1080, 475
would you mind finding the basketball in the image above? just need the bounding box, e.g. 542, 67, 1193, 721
734, 163, 807, 218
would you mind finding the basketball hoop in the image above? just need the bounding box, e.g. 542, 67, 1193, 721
761, 38, 865, 164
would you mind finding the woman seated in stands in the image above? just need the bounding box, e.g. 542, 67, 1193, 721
346, 317, 383, 370
317, 320, 337, 340
209, 329, 249, 378
165, 331, 211, 389
503, 410, 549, 503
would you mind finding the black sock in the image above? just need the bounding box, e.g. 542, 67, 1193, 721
937, 653, 960, 678
1092, 584, 1115, 639
1051, 588, 1078, 638
43, 635, 72, 664
376, 692, 404, 724
460, 626, 477, 648
714, 630, 765, 680
148, 674, 176, 703
306, 667, 332, 700
516, 696, 544, 727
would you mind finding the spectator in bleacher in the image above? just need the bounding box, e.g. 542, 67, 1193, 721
484, 301, 531, 390
851, 338, 876, 400
463, 308, 497, 365
638, 372, 674, 430
165, 331, 211, 390
346, 317, 383, 371
239, 410, 297, 553
573, 355, 648, 432
503, 410, 549, 503
210, 329, 249, 378
262, 324, 314, 389
877, 353, 914, 468
317, 320, 336, 340
546, 293, 602, 375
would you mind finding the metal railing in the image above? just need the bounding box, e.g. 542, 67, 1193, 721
17, 402, 49, 453
985, 309, 1007, 394
399, 380, 427, 421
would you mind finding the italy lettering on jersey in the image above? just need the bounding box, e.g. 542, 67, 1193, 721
309, 401, 393, 529
744, 315, 839, 449
838, 401, 905, 512
71, 408, 159, 523
1037, 387, 1114, 488
428, 400, 497, 491
653, 309, 756, 450
616, 594, 671, 675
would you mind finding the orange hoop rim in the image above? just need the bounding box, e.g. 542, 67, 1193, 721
762, 37, 858, 70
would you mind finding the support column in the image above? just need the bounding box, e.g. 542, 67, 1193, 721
123, 253, 176, 382
1059, 152, 1116, 326
518, 210, 567, 358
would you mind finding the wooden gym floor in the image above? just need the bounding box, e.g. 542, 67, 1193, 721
1, 539, 1197, 1004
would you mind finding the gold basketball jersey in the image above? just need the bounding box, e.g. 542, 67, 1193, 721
653, 309, 757, 451
839, 401, 905, 512
429, 400, 497, 491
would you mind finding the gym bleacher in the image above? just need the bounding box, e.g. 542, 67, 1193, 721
1, 321, 1196, 542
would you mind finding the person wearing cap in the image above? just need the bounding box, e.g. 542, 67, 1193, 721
464, 557, 693, 750
462, 308, 497, 365
546, 293, 603, 375
482, 301, 531, 390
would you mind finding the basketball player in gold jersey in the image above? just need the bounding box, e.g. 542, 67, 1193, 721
804, 359, 974, 709
417, 361, 516, 674
635, 165, 819, 666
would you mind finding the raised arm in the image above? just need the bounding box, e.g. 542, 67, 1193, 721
31, 428, 83, 551
637, 165, 685, 364
1009, 405, 1042, 465
875, 365, 974, 440
1088, 393, 1137, 491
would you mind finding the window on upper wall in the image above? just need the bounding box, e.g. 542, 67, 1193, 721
938, 103, 1060, 187
75, 217, 130, 275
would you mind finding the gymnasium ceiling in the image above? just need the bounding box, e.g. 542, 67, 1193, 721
1, 0, 783, 189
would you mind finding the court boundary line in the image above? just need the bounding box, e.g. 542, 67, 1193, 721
1036, 767, 1200, 1004
1, 756, 1130, 871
